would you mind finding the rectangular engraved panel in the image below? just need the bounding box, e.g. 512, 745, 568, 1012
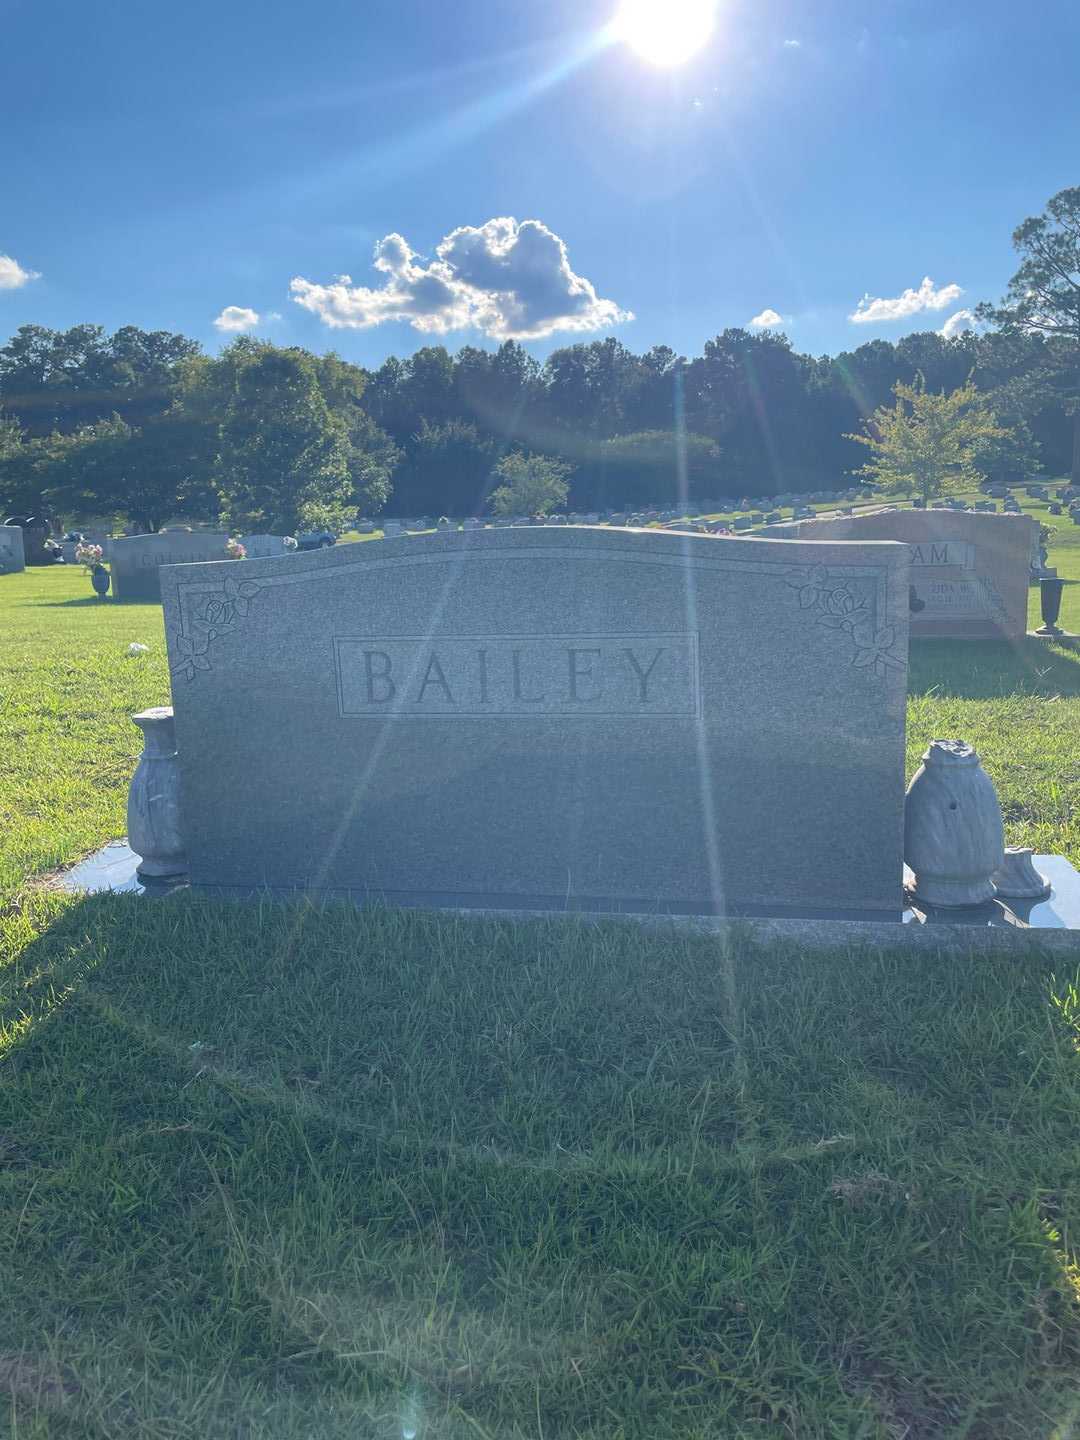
917, 579, 993, 617
334, 633, 700, 718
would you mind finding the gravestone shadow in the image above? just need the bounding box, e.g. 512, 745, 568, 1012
31, 596, 126, 608
908, 637, 1080, 699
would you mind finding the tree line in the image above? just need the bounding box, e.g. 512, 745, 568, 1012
2, 187, 1078, 530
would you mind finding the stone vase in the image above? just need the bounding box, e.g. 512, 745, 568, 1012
904, 740, 1004, 907
991, 846, 1051, 900
1036, 577, 1065, 636
91, 563, 111, 597
127, 707, 187, 879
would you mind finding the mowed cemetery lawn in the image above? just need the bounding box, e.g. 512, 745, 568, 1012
2, 504, 1080, 1438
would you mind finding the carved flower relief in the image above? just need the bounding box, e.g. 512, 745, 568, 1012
849, 620, 899, 673
202, 573, 260, 627
785, 564, 903, 678
170, 576, 262, 681
171, 623, 218, 681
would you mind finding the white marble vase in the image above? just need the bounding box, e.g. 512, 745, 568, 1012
127, 706, 187, 879
904, 740, 1005, 907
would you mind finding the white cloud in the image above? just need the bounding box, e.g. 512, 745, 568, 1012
290, 217, 634, 341
213, 305, 261, 333
783, 38, 801, 47
849, 276, 963, 324
940, 308, 976, 339
0, 254, 40, 290
749, 307, 784, 328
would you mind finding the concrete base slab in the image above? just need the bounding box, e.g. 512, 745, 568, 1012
50, 842, 1080, 954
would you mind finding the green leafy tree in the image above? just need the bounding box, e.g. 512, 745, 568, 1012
0, 323, 199, 435
343, 409, 397, 517
588, 429, 720, 508
200, 341, 356, 534
977, 186, 1080, 483
42, 411, 218, 532
971, 414, 1041, 482
0, 417, 81, 519
488, 452, 571, 516
393, 419, 495, 516
847, 377, 1007, 504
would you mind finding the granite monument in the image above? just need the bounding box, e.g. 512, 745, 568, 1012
762, 509, 1036, 640
239, 534, 293, 559
110, 531, 231, 601
160, 527, 910, 918
0, 524, 25, 574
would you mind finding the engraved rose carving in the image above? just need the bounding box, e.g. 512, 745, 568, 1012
202, 574, 260, 627
170, 620, 218, 681
784, 565, 903, 678
171, 577, 263, 680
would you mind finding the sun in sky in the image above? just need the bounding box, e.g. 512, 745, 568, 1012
612, 0, 717, 67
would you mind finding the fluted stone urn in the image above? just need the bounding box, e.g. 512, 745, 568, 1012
904, 740, 1005, 907
127, 707, 187, 879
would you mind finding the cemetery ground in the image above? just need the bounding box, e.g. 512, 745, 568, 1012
2, 515, 1080, 1437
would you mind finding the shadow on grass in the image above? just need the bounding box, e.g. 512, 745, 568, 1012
909, 637, 1080, 699
5, 893, 1080, 1436
30, 596, 159, 608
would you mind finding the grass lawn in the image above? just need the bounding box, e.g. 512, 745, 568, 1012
2, 543, 1080, 1437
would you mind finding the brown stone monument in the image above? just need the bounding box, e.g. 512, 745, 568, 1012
763, 510, 1036, 640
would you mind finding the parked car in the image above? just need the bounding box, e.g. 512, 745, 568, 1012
296, 530, 336, 551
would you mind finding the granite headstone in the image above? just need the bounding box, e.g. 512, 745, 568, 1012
0, 524, 25, 574
240, 534, 292, 559
5, 516, 51, 565
110, 531, 231, 601
161, 526, 910, 918
763, 509, 1036, 640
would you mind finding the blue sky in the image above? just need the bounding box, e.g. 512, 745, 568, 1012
2, 0, 1078, 365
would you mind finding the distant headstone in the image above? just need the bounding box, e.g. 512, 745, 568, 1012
731, 516, 753, 531
357, 520, 376, 534
161, 528, 910, 918
383, 520, 403, 537
240, 534, 292, 559
4, 516, 51, 565
109, 531, 230, 602
0, 524, 25, 573
1049, 503, 1063, 515
772, 510, 1036, 640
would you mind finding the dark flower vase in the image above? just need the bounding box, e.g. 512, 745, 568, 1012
1036, 577, 1065, 636
91, 563, 111, 597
